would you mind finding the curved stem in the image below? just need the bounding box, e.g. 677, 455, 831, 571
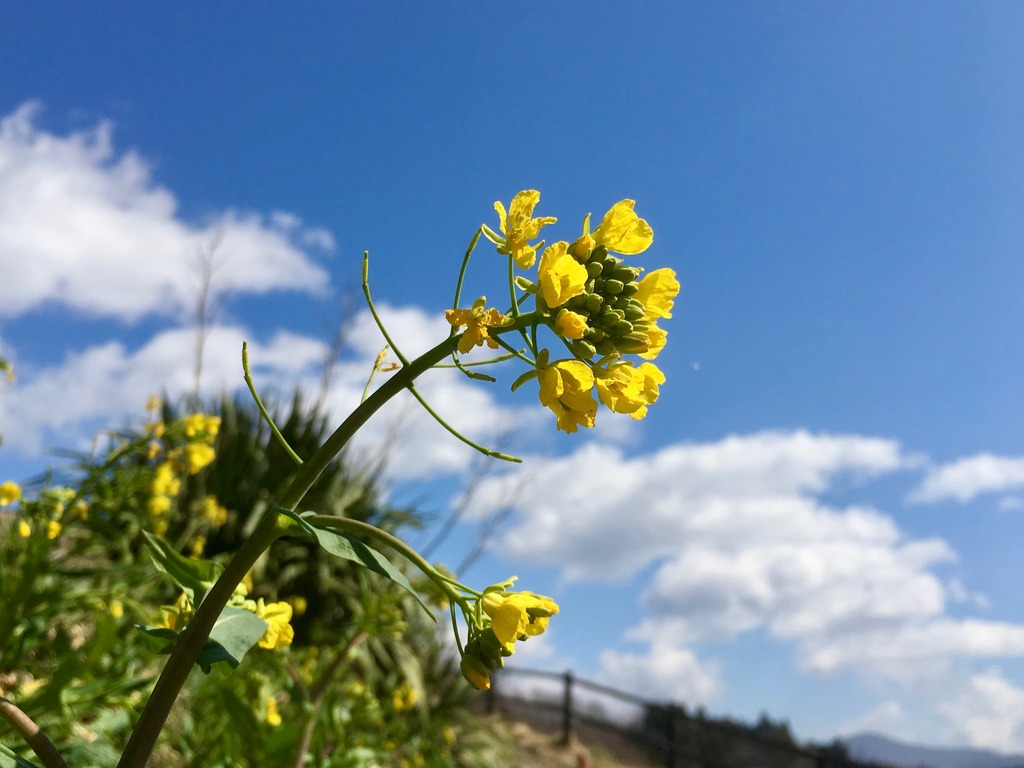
406, 383, 521, 463
243, 341, 303, 465
0, 696, 69, 768
362, 252, 410, 366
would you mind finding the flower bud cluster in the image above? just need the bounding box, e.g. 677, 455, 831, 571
558, 243, 649, 359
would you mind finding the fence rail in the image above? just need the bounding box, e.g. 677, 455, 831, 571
484, 667, 874, 768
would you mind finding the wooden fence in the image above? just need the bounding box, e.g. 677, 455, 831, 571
484, 667, 875, 768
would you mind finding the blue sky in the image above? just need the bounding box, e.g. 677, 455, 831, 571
3, 2, 1024, 752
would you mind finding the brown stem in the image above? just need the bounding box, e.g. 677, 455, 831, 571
0, 696, 69, 768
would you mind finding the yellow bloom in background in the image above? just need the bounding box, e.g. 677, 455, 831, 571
148, 494, 172, 516
161, 593, 194, 631
152, 462, 180, 496
445, 297, 510, 354
184, 443, 216, 474
17, 519, 31, 538
202, 496, 229, 527
108, 600, 124, 619
286, 595, 308, 617
537, 358, 597, 434
69, 500, 89, 520
264, 696, 282, 727
253, 599, 294, 649
0, 481, 21, 507
537, 241, 587, 308
591, 199, 654, 255
184, 413, 221, 443
594, 361, 665, 420
188, 535, 206, 559
391, 682, 419, 712
45, 520, 61, 540
494, 190, 557, 269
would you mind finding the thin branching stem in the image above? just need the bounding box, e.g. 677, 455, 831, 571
242, 341, 303, 465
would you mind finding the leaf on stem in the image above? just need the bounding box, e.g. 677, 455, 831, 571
142, 531, 223, 602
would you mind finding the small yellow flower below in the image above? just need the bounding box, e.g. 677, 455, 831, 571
494, 190, 557, 269
0, 481, 22, 507
265, 696, 282, 727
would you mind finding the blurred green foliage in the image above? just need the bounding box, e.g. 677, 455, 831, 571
0, 394, 513, 767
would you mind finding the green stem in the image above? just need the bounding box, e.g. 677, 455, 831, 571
242, 341, 303, 465
362, 252, 409, 366
116, 513, 283, 768
406, 383, 521, 463
118, 312, 539, 768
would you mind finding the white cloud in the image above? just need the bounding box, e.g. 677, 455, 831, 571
468, 431, 1024, 689
0, 102, 330, 322
837, 700, 912, 740
599, 641, 720, 704
910, 454, 1024, 504
939, 669, 1024, 753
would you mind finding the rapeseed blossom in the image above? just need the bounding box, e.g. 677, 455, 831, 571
0, 481, 21, 506
445, 191, 678, 434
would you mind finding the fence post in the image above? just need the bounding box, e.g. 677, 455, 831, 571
561, 670, 575, 745
665, 703, 679, 768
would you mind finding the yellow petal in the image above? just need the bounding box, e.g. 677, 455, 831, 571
634, 268, 679, 320
539, 242, 588, 308
592, 200, 654, 255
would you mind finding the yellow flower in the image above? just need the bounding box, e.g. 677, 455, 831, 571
537, 241, 587, 308
594, 361, 665, 420
188, 536, 206, 559
202, 496, 229, 527
254, 599, 294, 649
45, 520, 61, 540
0, 481, 21, 507
391, 682, 419, 712
146, 440, 161, 460
445, 297, 511, 354
152, 462, 180, 496
108, 600, 124, 619
70, 501, 89, 520
554, 309, 589, 340
17, 519, 31, 538
161, 592, 193, 631
145, 394, 163, 415
184, 443, 216, 474
494, 190, 557, 269
148, 494, 172, 516
481, 589, 559, 648
633, 268, 679, 320
591, 199, 654, 255
265, 696, 282, 727
184, 414, 221, 443
537, 358, 597, 434
286, 595, 308, 617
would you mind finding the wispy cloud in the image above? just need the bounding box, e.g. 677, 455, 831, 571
910, 454, 1024, 504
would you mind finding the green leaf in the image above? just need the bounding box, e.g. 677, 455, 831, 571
274, 506, 433, 617
135, 607, 267, 673
142, 531, 223, 602
0, 744, 40, 768
202, 606, 268, 672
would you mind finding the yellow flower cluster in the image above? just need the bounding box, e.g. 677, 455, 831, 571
391, 682, 419, 712
476, 191, 679, 433
459, 577, 558, 691
8, 485, 79, 541
147, 411, 221, 532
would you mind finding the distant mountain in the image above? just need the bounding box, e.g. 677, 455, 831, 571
844, 732, 1024, 768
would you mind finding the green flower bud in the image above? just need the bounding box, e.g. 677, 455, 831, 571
586, 261, 604, 278
572, 339, 597, 359
603, 279, 624, 295
595, 338, 616, 356
615, 335, 650, 354
610, 319, 634, 337
588, 244, 609, 263
619, 282, 639, 297
623, 302, 646, 321
586, 328, 606, 342
584, 293, 604, 312
611, 266, 641, 283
